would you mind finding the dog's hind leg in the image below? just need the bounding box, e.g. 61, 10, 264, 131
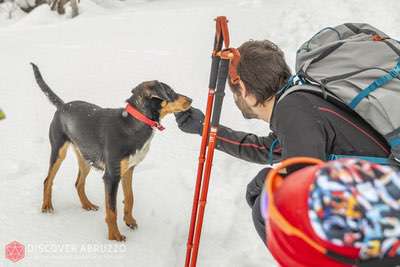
72, 145, 98, 211
42, 141, 69, 213
42, 116, 69, 213
121, 161, 137, 230
103, 159, 125, 241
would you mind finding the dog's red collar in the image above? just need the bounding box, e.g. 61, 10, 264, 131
125, 104, 165, 131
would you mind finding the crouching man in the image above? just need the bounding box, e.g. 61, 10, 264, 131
174, 40, 389, 245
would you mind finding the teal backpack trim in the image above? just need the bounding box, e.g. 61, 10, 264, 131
268, 139, 280, 165
328, 154, 391, 165
267, 141, 392, 166
389, 137, 400, 147
349, 60, 400, 109
276, 74, 306, 97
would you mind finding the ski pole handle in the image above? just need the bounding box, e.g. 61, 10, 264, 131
208, 56, 221, 90
211, 56, 230, 127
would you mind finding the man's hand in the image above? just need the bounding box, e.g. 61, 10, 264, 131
246, 168, 272, 207
174, 107, 205, 135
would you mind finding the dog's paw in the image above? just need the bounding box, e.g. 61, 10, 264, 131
126, 221, 138, 230
108, 233, 126, 242
124, 216, 138, 230
41, 203, 54, 213
82, 203, 99, 211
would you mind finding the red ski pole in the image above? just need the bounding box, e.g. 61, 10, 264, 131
189, 48, 232, 267
184, 16, 230, 267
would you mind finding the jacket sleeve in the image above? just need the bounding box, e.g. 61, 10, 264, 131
215, 125, 281, 164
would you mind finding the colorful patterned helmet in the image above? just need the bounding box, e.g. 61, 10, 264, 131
261, 157, 400, 267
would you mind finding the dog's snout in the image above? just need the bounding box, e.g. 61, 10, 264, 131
182, 95, 192, 110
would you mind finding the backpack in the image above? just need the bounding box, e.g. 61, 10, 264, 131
278, 23, 400, 163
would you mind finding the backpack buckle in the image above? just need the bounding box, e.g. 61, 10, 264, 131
372, 34, 384, 41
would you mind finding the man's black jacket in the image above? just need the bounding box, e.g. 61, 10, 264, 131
215, 91, 390, 165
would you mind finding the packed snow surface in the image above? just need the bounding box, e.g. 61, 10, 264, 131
0, 0, 399, 266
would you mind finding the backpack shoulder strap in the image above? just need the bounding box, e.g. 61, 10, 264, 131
277, 82, 343, 104
278, 84, 319, 103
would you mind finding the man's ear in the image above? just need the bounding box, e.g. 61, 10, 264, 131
239, 80, 248, 98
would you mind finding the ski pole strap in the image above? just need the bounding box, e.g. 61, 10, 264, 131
349, 59, 400, 109
209, 16, 230, 91
328, 154, 391, 165
214, 16, 229, 51
227, 48, 241, 85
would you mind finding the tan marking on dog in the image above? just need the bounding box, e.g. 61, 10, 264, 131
103, 158, 135, 241
72, 145, 98, 211
105, 192, 125, 241
105, 195, 126, 241
121, 159, 137, 229
42, 142, 69, 213
160, 95, 191, 118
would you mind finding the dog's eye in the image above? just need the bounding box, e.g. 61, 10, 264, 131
170, 93, 179, 101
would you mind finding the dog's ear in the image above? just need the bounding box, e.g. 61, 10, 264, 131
144, 81, 173, 101
131, 81, 175, 101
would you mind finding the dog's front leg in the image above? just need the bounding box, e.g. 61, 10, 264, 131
103, 165, 125, 241
121, 160, 137, 230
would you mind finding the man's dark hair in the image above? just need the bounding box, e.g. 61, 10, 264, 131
229, 40, 292, 106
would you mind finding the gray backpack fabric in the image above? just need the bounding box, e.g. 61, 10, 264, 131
280, 23, 400, 162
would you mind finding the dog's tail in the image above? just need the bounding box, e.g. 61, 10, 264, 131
30, 63, 65, 109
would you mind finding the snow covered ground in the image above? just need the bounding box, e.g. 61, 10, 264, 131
0, 0, 399, 266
